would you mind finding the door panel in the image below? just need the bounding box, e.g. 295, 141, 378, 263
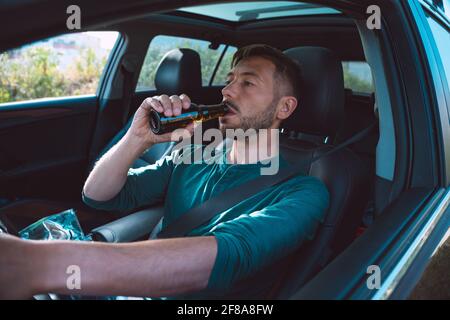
0, 95, 98, 203
290, 187, 449, 299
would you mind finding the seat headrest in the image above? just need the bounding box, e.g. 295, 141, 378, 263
283, 47, 344, 137
155, 48, 202, 96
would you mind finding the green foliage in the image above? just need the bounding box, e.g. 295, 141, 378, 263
342, 63, 374, 93
67, 48, 107, 95
213, 47, 236, 85
0, 46, 106, 104
0, 47, 64, 103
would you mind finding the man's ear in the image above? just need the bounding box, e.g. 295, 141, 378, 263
276, 96, 298, 120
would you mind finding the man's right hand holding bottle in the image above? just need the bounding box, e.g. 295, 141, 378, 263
126, 93, 195, 150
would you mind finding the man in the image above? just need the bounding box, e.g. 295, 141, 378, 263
0, 44, 329, 299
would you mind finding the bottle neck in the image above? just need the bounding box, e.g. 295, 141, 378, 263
195, 103, 228, 118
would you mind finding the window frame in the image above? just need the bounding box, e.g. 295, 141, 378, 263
135, 34, 237, 92
414, 1, 450, 186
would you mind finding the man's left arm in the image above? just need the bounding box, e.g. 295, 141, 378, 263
0, 234, 217, 299
205, 176, 329, 292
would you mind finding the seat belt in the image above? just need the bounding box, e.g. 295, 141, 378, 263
120, 55, 138, 126
157, 122, 377, 239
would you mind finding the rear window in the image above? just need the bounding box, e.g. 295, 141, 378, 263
342, 61, 374, 93
0, 31, 119, 105
136, 35, 237, 91
212, 46, 237, 85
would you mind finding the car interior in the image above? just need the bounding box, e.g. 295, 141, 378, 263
0, 1, 418, 299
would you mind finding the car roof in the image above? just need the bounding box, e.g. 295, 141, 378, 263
0, 0, 371, 60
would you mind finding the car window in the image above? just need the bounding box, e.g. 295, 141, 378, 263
446, 0, 450, 19
425, 13, 450, 89
136, 35, 236, 91
211, 46, 238, 85
342, 61, 374, 93
438, 0, 450, 19
0, 31, 119, 105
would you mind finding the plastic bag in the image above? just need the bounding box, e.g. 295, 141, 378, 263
19, 209, 91, 241
18, 210, 140, 300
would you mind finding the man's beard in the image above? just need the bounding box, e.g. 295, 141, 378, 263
220, 98, 278, 136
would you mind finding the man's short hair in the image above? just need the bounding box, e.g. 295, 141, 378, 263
231, 44, 303, 102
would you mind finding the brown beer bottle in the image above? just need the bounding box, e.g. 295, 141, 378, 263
149, 103, 229, 134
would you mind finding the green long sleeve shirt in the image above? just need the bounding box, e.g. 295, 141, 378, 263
82, 144, 329, 299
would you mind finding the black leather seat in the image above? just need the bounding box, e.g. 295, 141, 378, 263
268, 47, 371, 298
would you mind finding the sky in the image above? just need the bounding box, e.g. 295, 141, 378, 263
84, 31, 119, 49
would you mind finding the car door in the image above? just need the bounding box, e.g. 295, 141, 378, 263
289, 0, 450, 300
0, 31, 121, 204
389, 0, 450, 299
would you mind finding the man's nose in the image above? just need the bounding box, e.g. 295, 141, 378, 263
221, 81, 236, 99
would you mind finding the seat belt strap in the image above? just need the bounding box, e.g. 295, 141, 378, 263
157, 122, 377, 239
120, 55, 137, 126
